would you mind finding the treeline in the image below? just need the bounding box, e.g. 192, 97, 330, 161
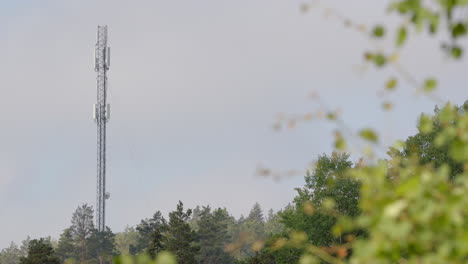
117, 202, 283, 262
0, 201, 284, 264
0, 151, 359, 264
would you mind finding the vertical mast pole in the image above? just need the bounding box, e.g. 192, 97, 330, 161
94, 25, 110, 232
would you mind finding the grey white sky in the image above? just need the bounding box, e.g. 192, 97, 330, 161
1, 0, 467, 248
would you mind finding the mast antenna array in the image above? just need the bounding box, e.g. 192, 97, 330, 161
94, 25, 111, 232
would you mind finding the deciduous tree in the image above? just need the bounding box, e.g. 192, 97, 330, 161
115, 226, 138, 255
0, 242, 22, 264
281, 153, 359, 246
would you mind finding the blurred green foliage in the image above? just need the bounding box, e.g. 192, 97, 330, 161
249, 104, 468, 263
247, 1, 468, 263
343, 104, 468, 263
113, 252, 176, 264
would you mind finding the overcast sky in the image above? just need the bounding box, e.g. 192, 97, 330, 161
1, 0, 467, 248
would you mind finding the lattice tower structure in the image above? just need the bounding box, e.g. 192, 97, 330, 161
94, 25, 110, 232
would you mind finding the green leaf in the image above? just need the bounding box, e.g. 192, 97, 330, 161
326, 112, 337, 120
299, 255, 318, 264
385, 78, 397, 90
373, 54, 387, 67
136, 254, 153, 264
423, 78, 437, 92
418, 114, 433, 134
322, 198, 336, 210
155, 252, 177, 264
450, 139, 468, 161
384, 200, 407, 218
439, 104, 455, 123
359, 129, 379, 143
290, 231, 308, 244
428, 14, 440, 34
372, 25, 386, 38
396, 177, 420, 196
396, 26, 407, 46
393, 140, 405, 149
452, 23, 467, 38
451, 46, 463, 58
334, 131, 346, 150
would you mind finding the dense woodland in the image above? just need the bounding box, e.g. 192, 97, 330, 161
0, 200, 284, 264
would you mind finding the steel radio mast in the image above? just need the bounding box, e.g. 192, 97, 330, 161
94, 25, 110, 232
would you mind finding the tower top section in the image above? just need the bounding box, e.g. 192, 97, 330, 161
94, 25, 110, 72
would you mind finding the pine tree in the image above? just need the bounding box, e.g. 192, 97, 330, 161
88, 227, 117, 264
164, 201, 199, 264
244, 203, 266, 257
147, 222, 166, 258
247, 203, 265, 238
19, 238, 59, 264
264, 209, 283, 235
247, 203, 264, 223
133, 211, 167, 256
70, 204, 95, 263
197, 207, 235, 264
188, 206, 202, 231
55, 228, 76, 262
